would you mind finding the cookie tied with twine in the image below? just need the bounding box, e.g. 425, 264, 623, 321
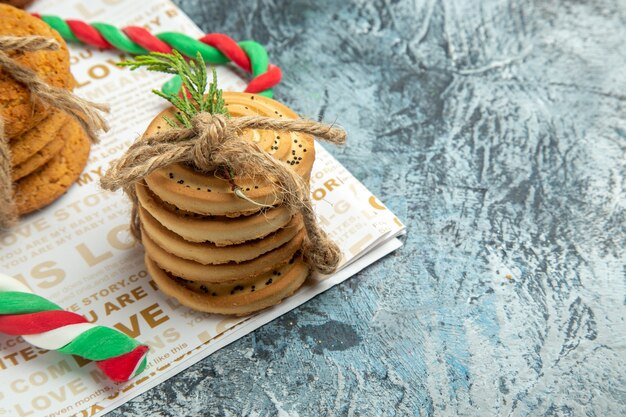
101, 52, 346, 275
0, 35, 109, 227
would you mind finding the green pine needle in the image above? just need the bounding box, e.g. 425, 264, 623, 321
119, 51, 228, 128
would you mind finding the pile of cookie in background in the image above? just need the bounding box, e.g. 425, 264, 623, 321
1, 3, 90, 215
141, 93, 316, 316
0, 0, 33, 9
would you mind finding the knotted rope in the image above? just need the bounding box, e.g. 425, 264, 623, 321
0, 35, 109, 228
101, 113, 346, 274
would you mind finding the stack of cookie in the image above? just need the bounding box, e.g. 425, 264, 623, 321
143, 92, 314, 315
1, 4, 90, 215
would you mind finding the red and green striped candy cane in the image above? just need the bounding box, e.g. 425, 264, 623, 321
32, 14, 281, 98
0, 273, 148, 382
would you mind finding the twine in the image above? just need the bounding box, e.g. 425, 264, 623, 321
0, 35, 109, 228
101, 113, 347, 274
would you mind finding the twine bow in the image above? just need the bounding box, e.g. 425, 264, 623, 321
101, 112, 347, 274
0, 35, 109, 228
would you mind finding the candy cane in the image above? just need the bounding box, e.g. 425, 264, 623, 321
0, 273, 148, 382
32, 14, 281, 97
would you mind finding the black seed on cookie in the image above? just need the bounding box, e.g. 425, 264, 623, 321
200, 285, 208, 294
169, 172, 174, 179
230, 286, 243, 295
177, 180, 184, 184
266, 278, 273, 285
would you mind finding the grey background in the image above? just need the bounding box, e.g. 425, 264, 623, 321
111, 0, 626, 416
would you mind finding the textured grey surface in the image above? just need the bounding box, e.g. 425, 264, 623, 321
111, 0, 626, 416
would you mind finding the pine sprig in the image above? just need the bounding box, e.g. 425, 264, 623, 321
118, 51, 228, 128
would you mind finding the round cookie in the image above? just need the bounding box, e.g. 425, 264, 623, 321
0, 4, 71, 138
9, 111, 67, 163
140, 206, 303, 264
146, 254, 309, 316
136, 181, 293, 245
14, 119, 90, 214
67, 72, 78, 90
11, 130, 65, 180
144, 92, 315, 216
142, 228, 305, 283
0, 1, 35, 9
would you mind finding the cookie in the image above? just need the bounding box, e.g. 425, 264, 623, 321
67, 72, 78, 90
0, 4, 71, 138
146, 253, 309, 316
11, 130, 65, 181
144, 92, 315, 216
142, 228, 305, 282
140, 205, 303, 264
9, 111, 66, 162
136, 180, 293, 245
14, 118, 89, 214
0, 1, 35, 9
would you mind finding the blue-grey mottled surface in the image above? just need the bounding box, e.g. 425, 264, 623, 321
111, 0, 626, 416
